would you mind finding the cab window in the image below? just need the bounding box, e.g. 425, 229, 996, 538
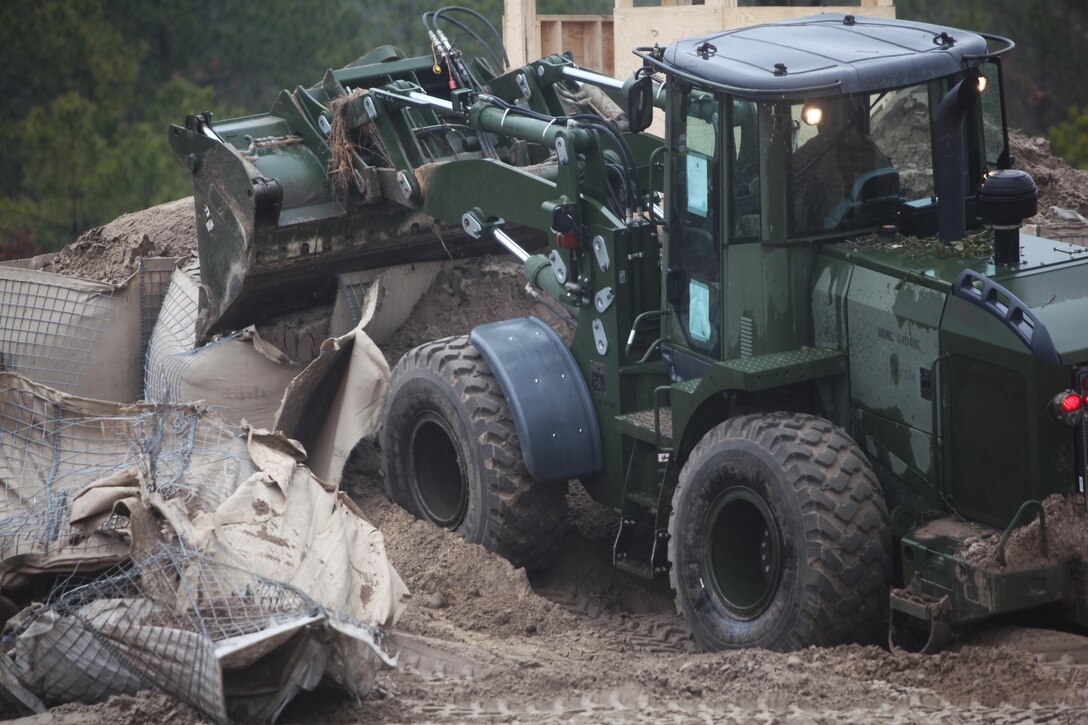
730, 98, 762, 240
670, 86, 721, 357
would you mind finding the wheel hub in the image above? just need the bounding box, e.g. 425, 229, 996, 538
407, 411, 468, 527
703, 487, 782, 619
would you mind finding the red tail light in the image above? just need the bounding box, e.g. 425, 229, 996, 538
1052, 390, 1085, 425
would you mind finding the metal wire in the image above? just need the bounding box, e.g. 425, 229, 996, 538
0, 381, 351, 722
143, 268, 247, 415
138, 259, 177, 371
0, 274, 113, 392
0, 384, 253, 564
9, 543, 337, 721
337, 274, 372, 328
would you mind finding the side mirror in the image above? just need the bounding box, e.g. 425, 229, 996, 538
626, 75, 654, 133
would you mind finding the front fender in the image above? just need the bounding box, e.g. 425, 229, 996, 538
470, 317, 603, 481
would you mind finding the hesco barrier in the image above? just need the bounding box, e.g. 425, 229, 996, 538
0, 373, 406, 721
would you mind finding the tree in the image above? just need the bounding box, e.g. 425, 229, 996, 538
1049, 107, 1088, 169
0, 0, 513, 252
898, 0, 1088, 136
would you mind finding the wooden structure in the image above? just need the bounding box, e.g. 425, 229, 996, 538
504, 0, 896, 79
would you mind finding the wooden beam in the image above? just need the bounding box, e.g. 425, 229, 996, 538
503, 0, 537, 69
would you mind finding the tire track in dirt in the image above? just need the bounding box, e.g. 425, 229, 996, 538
528, 480, 697, 655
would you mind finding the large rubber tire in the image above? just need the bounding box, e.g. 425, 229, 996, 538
668, 412, 892, 651
379, 335, 566, 572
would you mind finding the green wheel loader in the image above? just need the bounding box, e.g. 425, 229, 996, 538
170, 8, 1088, 652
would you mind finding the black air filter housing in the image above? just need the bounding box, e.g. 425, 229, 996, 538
978, 169, 1038, 265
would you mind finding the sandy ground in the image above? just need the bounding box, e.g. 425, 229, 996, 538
8, 132, 1088, 723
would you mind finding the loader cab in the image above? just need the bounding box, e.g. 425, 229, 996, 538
656, 17, 1012, 375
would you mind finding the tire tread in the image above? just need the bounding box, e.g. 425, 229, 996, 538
382, 336, 566, 572
668, 412, 892, 650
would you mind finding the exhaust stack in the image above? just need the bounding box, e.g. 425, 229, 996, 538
934, 74, 984, 246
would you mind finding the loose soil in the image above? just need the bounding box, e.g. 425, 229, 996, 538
12, 131, 1088, 724
41, 197, 197, 283
1010, 131, 1088, 226
964, 494, 1088, 571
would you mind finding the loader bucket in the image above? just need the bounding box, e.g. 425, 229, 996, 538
167, 48, 530, 342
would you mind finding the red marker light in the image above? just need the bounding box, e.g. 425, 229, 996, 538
555, 230, 578, 250
1062, 393, 1082, 414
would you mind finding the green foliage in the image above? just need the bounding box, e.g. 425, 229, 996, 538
0, 0, 513, 253
1049, 106, 1088, 170
0, 1, 220, 250
898, 0, 1088, 137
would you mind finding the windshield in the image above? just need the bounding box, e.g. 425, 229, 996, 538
789, 85, 933, 236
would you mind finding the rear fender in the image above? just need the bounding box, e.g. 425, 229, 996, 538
470, 317, 603, 481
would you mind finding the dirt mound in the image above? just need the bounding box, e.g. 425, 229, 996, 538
342, 446, 576, 642
1011, 130, 1088, 225
377, 256, 572, 369
6, 690, 205, 725
42, 197, 197, 283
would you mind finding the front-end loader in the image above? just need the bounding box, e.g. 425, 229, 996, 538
170, 9, 1088, 652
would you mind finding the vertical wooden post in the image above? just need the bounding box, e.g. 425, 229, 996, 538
503, 0, 537, 69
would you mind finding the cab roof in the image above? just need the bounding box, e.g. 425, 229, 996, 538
659, 14, 999, 99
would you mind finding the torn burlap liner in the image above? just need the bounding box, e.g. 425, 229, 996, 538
0, 373, 408, 722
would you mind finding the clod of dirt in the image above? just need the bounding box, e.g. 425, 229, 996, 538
963, 494, 1088, 570
42, 197, 197, 283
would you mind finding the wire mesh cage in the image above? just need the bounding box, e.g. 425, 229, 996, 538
138, 259, 181, 370
0, 380, 254, 581
0, 376, 395, 722
4, 542, 355, 721
0, 273, 114, 393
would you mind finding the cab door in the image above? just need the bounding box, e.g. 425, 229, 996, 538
664, 84, 722, 378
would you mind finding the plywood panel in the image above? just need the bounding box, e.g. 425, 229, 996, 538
538, 16, 614, 75
507, 2, 896, 84
540, 18, 561, 57
613, 6, 722, 79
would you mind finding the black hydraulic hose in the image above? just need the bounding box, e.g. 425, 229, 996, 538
438, 15, 504, 71
434, 5, 510, 69
572, 113, 640, 214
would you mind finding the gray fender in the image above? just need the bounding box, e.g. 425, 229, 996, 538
469, 317, 603, 481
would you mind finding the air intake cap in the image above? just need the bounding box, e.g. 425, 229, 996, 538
978, 169, 1038, 265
